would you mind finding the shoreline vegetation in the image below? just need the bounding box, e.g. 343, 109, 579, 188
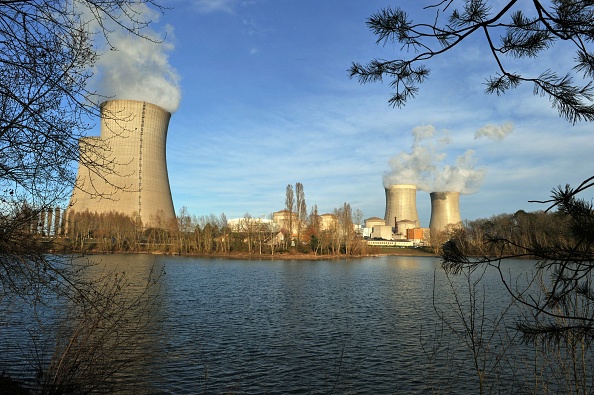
155, 247, 437, 260
59, 206, 568, 261
201, 248, 438, 260
68, 247, 439, 260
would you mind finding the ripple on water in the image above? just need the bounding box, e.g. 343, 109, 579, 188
0, 255, 551, 394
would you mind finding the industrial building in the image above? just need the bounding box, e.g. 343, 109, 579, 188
69, 100, 176, 229
272, 210, 299, 234
319, 213, 337, 231
363, 217, 392, 240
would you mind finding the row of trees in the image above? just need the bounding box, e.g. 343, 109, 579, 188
62, 183, 367, 256
433, 208, 570, 257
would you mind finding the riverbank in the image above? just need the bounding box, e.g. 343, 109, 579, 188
176, 247, 438, 260
69, 246, 439, 260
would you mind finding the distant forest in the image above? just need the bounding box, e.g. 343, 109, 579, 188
444, 209, 570, 257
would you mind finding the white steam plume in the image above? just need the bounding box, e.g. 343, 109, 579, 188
383, 125, 485, 194
88, 4, 181, 113
474, 122, 514, 141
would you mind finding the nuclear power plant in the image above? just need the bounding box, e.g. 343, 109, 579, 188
364, 183, 463, 246
69, 99, 175, 228
429, 191, 462, 237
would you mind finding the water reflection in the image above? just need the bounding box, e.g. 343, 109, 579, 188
0, 255, 553, 394
143, 256, 455, 394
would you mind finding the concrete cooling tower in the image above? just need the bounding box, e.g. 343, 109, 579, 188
69, 100, 175, 228
384, 184, 420, 229
429, 191, 462, 237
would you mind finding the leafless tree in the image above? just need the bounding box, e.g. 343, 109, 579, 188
295, 182, 307, 248
0, 0, 166, 391
285, 184, 295, 248
440, 178, 594, 394
308, 204, 321, 254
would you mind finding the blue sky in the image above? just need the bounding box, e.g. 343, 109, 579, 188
92, 0, 594, 227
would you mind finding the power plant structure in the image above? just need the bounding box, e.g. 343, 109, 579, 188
367, 184, 463, 246
429, 191, 462, 239
384, 184, 420, 232
69, 99, 175, 228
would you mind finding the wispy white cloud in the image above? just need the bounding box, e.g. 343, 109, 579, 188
474, 122, 514, 141
190, 0, 240, 14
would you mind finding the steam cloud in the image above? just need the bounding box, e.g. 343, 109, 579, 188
89, 4, 181, 113
383, 125, 485, 194
474, 122, 514, 141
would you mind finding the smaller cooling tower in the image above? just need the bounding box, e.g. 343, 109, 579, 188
384, 184, 420, 229
429, 191, 462, 239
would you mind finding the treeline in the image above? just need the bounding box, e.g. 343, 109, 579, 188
62, 209, 229, 254
61, 203, 366, 256
58, 182, 370, 256
442, 209, 571, 257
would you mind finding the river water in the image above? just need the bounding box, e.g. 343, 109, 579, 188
0, 255, 557, 394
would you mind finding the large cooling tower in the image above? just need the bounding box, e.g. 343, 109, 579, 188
384, 184, 420, 228
429, 191, 461, 237
69, 100, 175, 228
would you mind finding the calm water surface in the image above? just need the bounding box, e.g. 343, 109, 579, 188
1, 254, 536, 394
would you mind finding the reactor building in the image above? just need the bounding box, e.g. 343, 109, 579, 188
69, 99, 175, 228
